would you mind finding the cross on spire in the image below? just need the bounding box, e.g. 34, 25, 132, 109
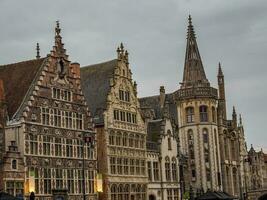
181, 15, 209, 88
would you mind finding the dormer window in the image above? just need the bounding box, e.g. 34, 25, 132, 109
11, 159, 17, 170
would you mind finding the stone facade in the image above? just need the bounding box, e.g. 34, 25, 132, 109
81, 44, 147, 200
0, 22, 97, 200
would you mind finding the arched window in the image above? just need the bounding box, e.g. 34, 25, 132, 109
165, 157, 171, 181
129, 134, 134, 147
212, 107, 216, 122
186, 107, 194, 123
231, 139, 236, 161
199, 105, 208, 122
172, 157, 177, 181
118, 184, 123, 200
135, 134, 139, 148
124, 184, 130, 199
122, 133, 128, 146
11, 159, 17, 170
111, 184, 117, 200
109, 131, 115, 145
116, 132, 122, 146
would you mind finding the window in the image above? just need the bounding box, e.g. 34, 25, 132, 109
29, 134, 38, 155
117, 158, 123, 174
77, 139, 83, 158
125, 91, 130, 102
147, 162, 152, 181
120, 111, 126, 121
141, 160, 146, 175
88, 170, 95, 194
129, 134, 134, 147
54, 109, 61, 127
167, 189, 173, 200
135, 159, 140, 175
119, 90, 130, 102
122, 133, 128, 146
43, 135, 52, 156
110, 157, 116, 174
135, 134, 139, 148
111, 185, 117, 200
55, 169, 63, 189
186, 107, 194, 123
165, 157, 171, 181
123, 158, 129, 175
173, 189, 179, 200
41, 108, 50, 125
114, 110, 120, 120
212, 107, 216, 122
172, 158, 177, 181
77, 169, 83, 193
153, 162, 159, 181
168, 137, 172, 150
200, 105, 208, 122
231, 139, 236, 160
55, 138, 62, 157
109, 132, 115, 145
44, 168, 51, 194
119, 90, 124, 101
116, 133, 122, 146
66, 139, 73, 157
64, 111, 72, 128
192, 169, 196, 178
11, 160, 17, 170
67, 169, 74, 194
52, 88, 72, 102
76, 113, 83, 130
130, 159, 135, 175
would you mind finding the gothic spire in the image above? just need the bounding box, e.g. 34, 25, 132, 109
181, 15, 209, 88
36, 43, 40, 59
218, 62, 223, 77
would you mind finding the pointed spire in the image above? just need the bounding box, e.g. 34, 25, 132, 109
218, 62, 224, 76
36, 43, 40, 59
181, 15, 209, 88
232, 106, 236, 116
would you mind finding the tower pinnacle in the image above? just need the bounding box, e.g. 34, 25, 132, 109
181, 15, 209, 88
36, 43, 40, 59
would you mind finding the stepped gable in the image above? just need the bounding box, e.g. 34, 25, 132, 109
0, 58, 46, 119
81, 59, 117, 123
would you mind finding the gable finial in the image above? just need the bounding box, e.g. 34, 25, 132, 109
36, 43, 40, 59
55, 20, 61, 35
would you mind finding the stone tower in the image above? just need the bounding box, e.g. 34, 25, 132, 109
174, 16, 222, 194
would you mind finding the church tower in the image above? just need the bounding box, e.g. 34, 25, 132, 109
175, 16, 222, 194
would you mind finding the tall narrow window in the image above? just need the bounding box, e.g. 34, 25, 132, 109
172, 158, 177, 181
200, 105, 208, 122
165, 157, 171, 181
147, 162, 152, 181
186, 107, 194, 123
11, 160, 17, 170
55, 138, 62, 157
29, 134, 38, 155
54, 109, 61, 127
41, 108, 50, 125
110, 157, 116, 174
153, 162, 159, 181
117, 158, 123, 174
44, 168, 51, 194
212, 107, 216, 122
123, 158, 129, 175
111, 185, 117, 200
43, 135, 52, 156
168, 137, 172, 150
66, 139, 73, 157
130, 159, 135, 175
67, 169, 74, 194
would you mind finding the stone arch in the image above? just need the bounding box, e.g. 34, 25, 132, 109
149, 194, 156, 200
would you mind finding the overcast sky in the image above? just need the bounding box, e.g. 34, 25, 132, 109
0, 0, 266, 151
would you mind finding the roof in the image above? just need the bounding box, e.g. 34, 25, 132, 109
0, 58, 46, 119
81, 59, 117, 124
197, 191, 236, 200
181, 15, 209, 88
139, 93, 178, 124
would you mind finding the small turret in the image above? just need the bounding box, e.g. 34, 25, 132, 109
117, 42, 129, 65
159, 86, 166, 108
217, 62, 227, 120
232, 106, 237, 128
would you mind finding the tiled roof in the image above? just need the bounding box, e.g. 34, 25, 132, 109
0, 58, 46, 119
80, 59, 117, 124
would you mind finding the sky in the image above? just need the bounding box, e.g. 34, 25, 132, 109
0, 0, 266, 151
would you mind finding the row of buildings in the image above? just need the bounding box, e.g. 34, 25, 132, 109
0, 17, 266, 200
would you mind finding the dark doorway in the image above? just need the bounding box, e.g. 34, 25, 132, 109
149, 194, 156, 200
130, 194, 135, 200
258, 193, 267, 200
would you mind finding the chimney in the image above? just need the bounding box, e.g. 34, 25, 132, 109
70, 62, 80, 78
159, 86, 165, 108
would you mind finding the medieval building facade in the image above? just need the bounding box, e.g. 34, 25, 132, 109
0, 22, 97, 200
81, 44, 147, 200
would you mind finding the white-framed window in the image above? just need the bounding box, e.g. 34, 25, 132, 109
55, 137, 62, 157
165, 156, 171, 181
43, 135, 52, 156
153, 162, 159, 181
67, 169, 74, 194
110, 157, 116, 174
52, 88, 72, 102
41, 107, 50, 125
44, 168, 51, 194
